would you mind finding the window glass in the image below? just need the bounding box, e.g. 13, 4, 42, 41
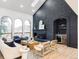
24, 20, 30, 32
14, 19, 22, 36
0, 16, 12, 38
24, 20, 31, 38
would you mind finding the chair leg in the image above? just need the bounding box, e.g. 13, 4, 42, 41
0, 51, 4, 59
14, 56, 22, 59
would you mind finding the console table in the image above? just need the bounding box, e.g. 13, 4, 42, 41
56, 34, 67, 44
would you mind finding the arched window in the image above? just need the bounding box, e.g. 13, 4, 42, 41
24, 20, 30, 32
14, 19, 22, 36
24, 20, 31, 37
0, 16, 12, 38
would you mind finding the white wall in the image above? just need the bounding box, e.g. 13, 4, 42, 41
0, 7, 33, 38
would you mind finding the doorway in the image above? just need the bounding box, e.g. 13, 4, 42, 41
54, 18, 67, 45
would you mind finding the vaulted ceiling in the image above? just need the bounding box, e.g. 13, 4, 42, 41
0, 0, 77, 15
0, 0, 46, 15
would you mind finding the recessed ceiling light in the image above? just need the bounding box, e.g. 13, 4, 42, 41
2, 0, 7, 2
20, 4, 24, 8
31, 0, 39, 7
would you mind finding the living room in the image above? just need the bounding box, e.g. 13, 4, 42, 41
0, 0, 78, 59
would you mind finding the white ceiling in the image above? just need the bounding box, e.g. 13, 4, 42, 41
0, 0, 46, 15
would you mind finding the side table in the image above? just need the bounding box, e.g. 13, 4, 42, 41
20, 47, 30, 59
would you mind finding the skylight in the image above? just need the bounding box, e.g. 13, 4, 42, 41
20, 4, 24, 8
32, 9, 35, 12
31, 0, 40, 7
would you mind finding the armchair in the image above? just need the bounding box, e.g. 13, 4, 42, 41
50, 40, 57, 51
34, 41, 52, 56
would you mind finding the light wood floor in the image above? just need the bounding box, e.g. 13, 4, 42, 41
0, 44, 78, 59
41, 44, 78, 59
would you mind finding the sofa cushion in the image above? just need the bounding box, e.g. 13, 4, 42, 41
14, 36, 21, 43
5, 41, 16, 47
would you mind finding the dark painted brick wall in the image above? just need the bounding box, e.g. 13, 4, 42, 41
33, 0, 77, 48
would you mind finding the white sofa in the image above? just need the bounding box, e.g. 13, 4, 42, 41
0, 39, 22, 59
